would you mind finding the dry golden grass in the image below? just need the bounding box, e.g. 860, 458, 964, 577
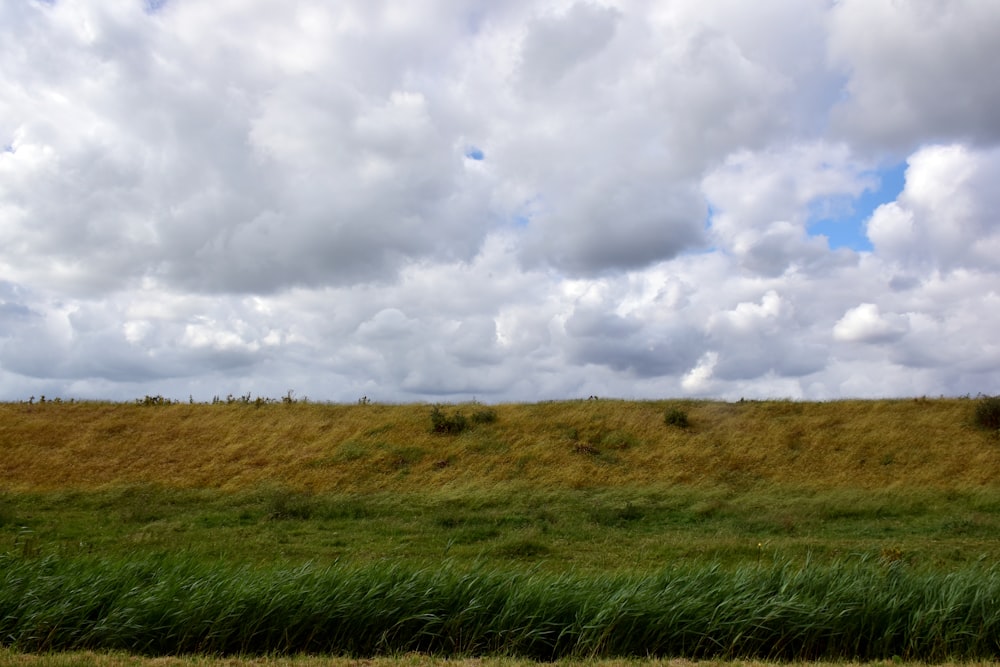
1, 398, 997, 494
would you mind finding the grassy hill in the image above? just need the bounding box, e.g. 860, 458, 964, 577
1, 396, 999, 572
2, 397, 997, 493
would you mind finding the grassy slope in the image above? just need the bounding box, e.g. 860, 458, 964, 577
2, 398, 999, 570
1, 398, 997, 492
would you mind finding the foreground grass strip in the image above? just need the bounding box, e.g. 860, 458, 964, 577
3, 653, 997, 667
3, 554, 1000, 661
6, 653, 996, 667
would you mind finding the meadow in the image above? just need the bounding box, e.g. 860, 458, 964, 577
1, 396, 999, 663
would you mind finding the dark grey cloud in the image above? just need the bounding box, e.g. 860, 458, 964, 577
519, 182, 708, 275
564, 307, 704, 378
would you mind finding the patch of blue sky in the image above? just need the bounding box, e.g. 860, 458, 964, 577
465, 146, 484, 161
144, 0, 169, 14
807, 161, 906, 251
512, 214, 531, 228
687, 204, 721, 255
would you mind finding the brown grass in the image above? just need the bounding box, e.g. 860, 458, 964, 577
1, 398, 997, 494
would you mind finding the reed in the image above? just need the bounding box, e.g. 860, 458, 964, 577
3, 553, 1000, 661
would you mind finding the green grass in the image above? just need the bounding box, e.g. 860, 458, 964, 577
4, 484, 1000, 570
0, 654, 978, 667
3, 553, 1000, 660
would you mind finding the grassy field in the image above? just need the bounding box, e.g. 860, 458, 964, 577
1, 396, 999, 661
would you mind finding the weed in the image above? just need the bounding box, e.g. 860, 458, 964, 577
429, 404, 497, 434
430, 405, 469, 434
136, 395, 173, 406
664, 407, 690, 428
973, 394, 1000, 432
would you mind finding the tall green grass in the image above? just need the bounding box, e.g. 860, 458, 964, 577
3, 553, 1000, 661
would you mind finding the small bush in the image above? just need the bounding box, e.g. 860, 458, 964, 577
974, 395, 1000, 431
430, 402, 497, 434
664, 407, 690, 428
136, 395, 171, 406
430, 405, 469, 435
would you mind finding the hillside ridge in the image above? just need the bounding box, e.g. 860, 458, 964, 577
1, 398, 997, 492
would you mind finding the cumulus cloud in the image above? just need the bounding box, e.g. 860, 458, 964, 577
867, 144, 1000, 272
708, 291, 827, 380
833, 303, 907, 344
1, 0, 999, 402
828, 0, 1000, 152
703, 142, 872, 276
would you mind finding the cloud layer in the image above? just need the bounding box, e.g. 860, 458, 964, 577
2, 0, 999, 402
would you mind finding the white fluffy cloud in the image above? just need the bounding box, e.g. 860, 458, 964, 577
833, 303, 907, 344
867, 144, 1000, 272
1, 0, 999, 402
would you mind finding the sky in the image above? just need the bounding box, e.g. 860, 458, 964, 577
1, 0, 1000, 404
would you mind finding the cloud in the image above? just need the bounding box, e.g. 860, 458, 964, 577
867, 144, 1000, 272
518, 2, 621, 90
833, 303, 907, 344
1, 0, 1000, 402
708, 290, 827, 380
563, 306, 705, 377
829, 0, 1000, 152
703, 142, 874, 275
0, 1, 493, 295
